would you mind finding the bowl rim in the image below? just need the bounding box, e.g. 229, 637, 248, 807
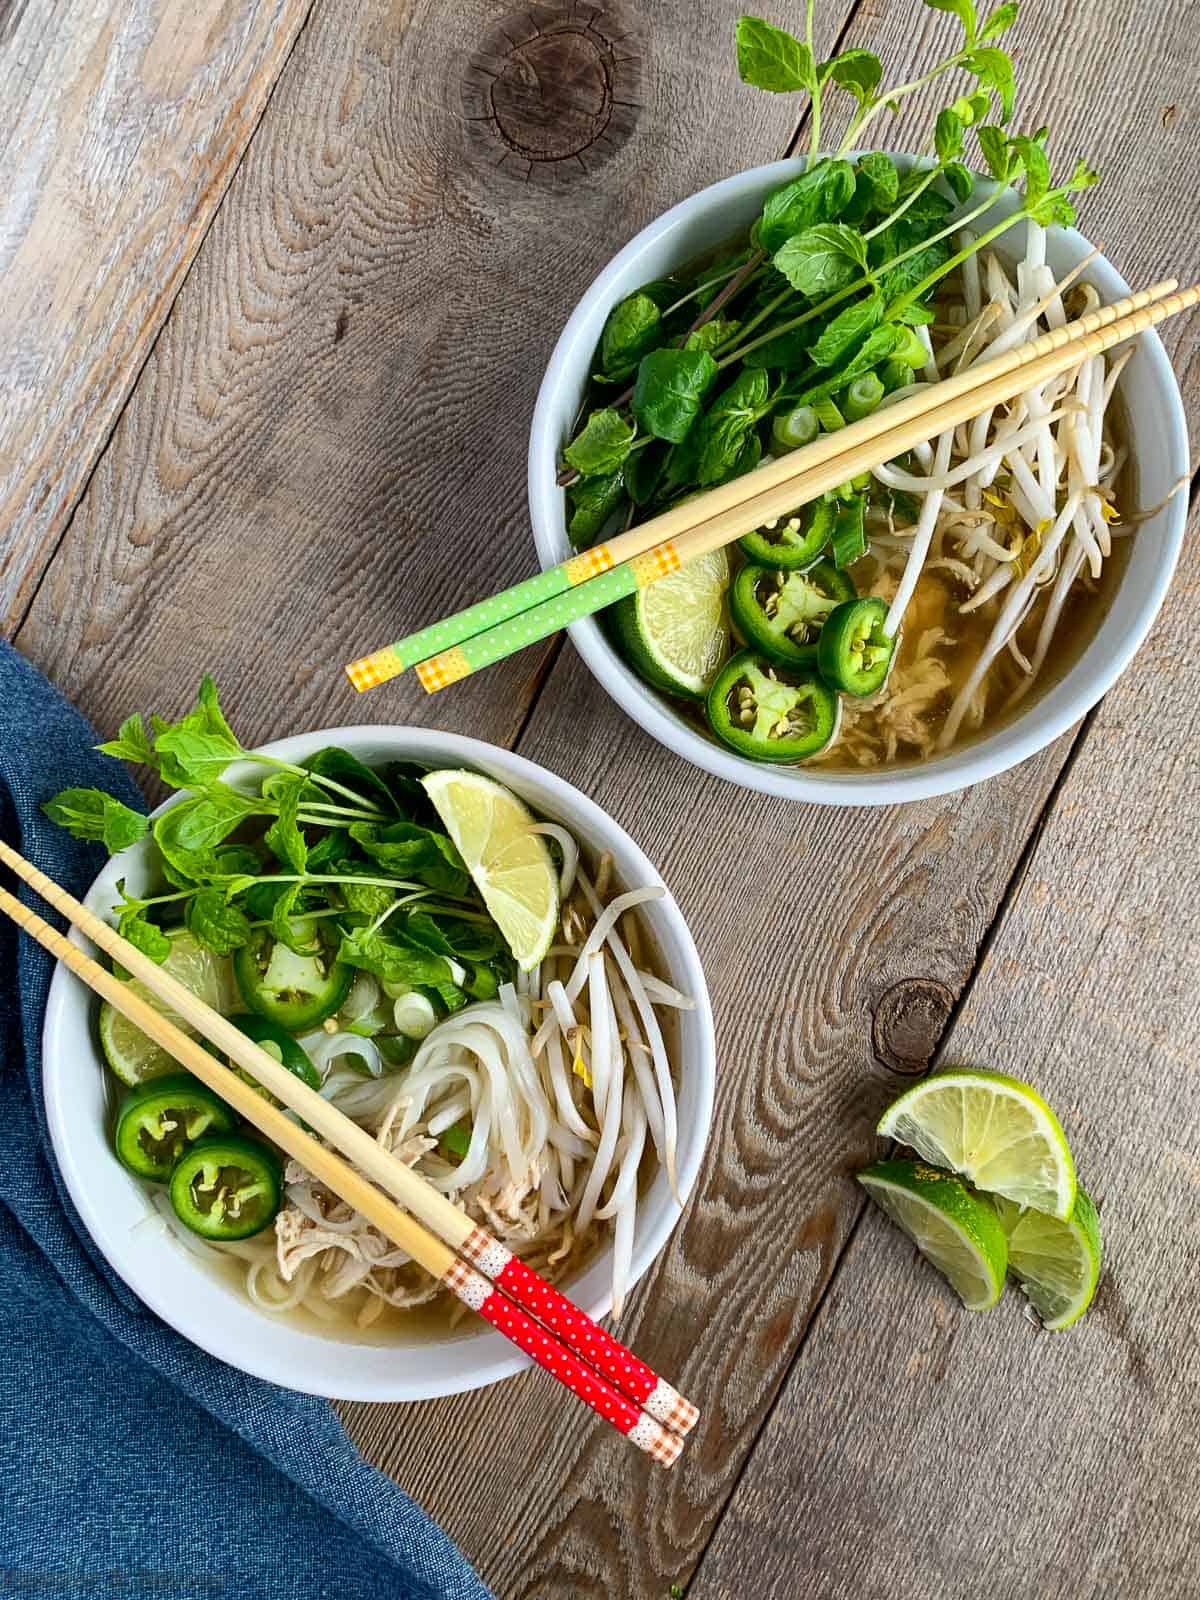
529, 155, 1191, 804
41, 724, 716, 1400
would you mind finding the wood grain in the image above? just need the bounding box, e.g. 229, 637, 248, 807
14, 0, 827, 753
13, 0, 1200, 1596
689, 496, 1200, 1600
337, 3, 1200, 1596
0, 0, 314, 629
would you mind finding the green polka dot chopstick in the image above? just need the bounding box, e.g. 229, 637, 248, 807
343, 280, 1190, 695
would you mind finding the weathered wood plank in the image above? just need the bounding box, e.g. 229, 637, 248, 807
0, 0, 314, 629
341, 680, 1080, 1599
689, 495, 1200, 1600
337, 1, 1200, 1595
14, 0, 831, 752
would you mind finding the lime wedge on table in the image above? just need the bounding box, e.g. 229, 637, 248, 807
877, 1068, 1076, 1219
858, 1159, 1008, 1310
993, 1188, 1102, 1330
612, 547, 730, 698
99, 929, 237, 1087
421, 770, 558, 972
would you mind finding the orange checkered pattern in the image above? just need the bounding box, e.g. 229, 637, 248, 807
629, 542, 682, 588
564, 544, 614, 586
345, 647, 403, 692
646, 1380, 701, 1436
442, 1258, 476, 1298
415, 646, 471, 694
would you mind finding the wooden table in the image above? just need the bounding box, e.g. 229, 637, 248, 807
5, 1, 1198, 1594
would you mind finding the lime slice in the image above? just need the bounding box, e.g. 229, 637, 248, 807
99, 928, 237, 1087
420, 770, 559, 972
877, 1068, 1076, 1219
612, 547, 730, 698
993, 1187, 1102, 1330
858, 1159, 1007, 1310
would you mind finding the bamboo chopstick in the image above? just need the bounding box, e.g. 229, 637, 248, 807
398, 280, 1198, 694
1, 844, 695, 1458
344, 278, 1184, 695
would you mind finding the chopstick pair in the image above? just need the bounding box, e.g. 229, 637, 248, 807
344, 279, 1200, 697
0, 841, 698, 1464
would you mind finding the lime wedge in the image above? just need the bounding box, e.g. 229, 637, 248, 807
877, 1068, 1076, 1219
421, 770, 559, 972
99, 928, 238, 1087
993, 1187, 1102, 1330
859, 1158, 1007, 1310
612, 547, 730, 698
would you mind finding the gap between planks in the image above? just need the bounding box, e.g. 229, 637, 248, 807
661, 467, 1198, 1589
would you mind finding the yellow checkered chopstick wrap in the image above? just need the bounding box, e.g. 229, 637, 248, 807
414, 545, 671, 694
345, 647, 405, 693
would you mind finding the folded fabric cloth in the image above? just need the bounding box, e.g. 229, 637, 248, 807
0, 644, 493, 1600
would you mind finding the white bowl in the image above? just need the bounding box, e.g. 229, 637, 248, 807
42, 726, 715, 1401
529, 157, 1190, 804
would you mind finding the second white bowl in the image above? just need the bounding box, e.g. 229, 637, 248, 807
529, 158, 1189, 804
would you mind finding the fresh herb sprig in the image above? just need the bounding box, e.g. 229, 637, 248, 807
43, 679, 514, 1012
559, 0, 1099, 550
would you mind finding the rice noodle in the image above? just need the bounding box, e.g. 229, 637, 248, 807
221, 829, 689, 1330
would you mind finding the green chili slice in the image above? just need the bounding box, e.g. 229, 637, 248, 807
730, 559, 855, 668
168, 1134, 282, 1241
738, 498, 834, 571
114, 1074, 237, 1182
706, 649, 839, 763
817, 596, 898, 696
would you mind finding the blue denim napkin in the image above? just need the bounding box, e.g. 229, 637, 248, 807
0, 644, 493, 1600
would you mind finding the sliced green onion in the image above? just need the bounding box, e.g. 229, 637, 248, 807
893, 326, 930, 369
879, 358, 913, 392
813, 396, 846, 432
843, 373, 885, 422
831, 496, 867, 570
771, 403, 820, 453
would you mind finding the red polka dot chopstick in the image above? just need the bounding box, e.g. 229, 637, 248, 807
456, 1227, 698, 1437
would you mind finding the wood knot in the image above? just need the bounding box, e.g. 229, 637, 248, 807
460, 5, 642, 184
872, 978, 955, 1076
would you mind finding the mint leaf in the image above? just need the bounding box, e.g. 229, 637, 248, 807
685, 318, 740, 353
337, 925, 455, 988
42, 788, 148, 853
924, 0, 977, 44
945, 161, 974, 201
856, 152, 899, 208
774, 224, 868, 297
809, 294, 883, 367
935, 107, 965, 163
563, 408, 636, 477
349, 820, 470, 898
825, 49, 882, 105
96, 714, 156, 768
264, 776, 308, 874
1009, 134, 1050, 205
598, 293, 663, 382
978, 1, 1018, 41
963, 46, 1015, 121
117, 909, 171, 964
976, 124, 1013, 182
151, 677, 243, 789
758, 160, 855, 253
735, 15, 816, 93
567, 470, 625, 546
186, 888, 253, 956
632, 348, 719, 443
